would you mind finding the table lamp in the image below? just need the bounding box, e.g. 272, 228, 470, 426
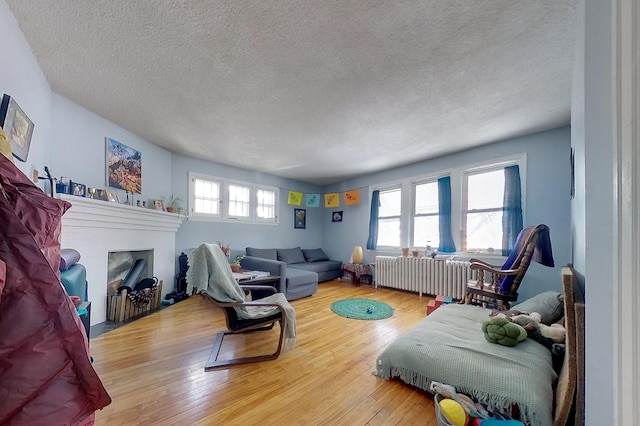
352, 245, 363, 264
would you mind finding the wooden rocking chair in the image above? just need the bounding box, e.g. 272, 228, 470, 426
464, 224, 554, 310
201, 285, 287, 370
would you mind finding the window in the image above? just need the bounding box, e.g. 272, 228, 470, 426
256, 188, 276, 220
377, 187, 401, 247
192, 175, 221, 217
464, 169, 504, 252
228, 183, 250, 218
462, 157, 525, 253
412, 181, 439, 249
189, 172, 279, 223
370, 153, 525, 254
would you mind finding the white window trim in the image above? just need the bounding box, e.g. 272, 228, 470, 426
370, 153, 526, 255
188, 172, 279, 225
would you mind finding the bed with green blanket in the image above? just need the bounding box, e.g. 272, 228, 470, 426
375, 268, 581, 426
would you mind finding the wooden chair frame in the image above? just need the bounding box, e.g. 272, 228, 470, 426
464, 225, 547, 309
202, 285, 287, 370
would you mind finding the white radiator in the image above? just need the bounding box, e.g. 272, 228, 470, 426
374, 256, 474, 299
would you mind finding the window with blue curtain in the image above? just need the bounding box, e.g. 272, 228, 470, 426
502, 165, 523, 256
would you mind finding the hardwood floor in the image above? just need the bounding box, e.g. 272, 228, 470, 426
90, 280, 439, 425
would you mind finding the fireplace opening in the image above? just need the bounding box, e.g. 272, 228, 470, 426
106, 249, 162, 322
108, 249, 154, 288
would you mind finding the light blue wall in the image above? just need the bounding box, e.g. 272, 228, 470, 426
49, 94, 173, 202
321, 127, 572, 302
573, 1, 615, 424
0, 0, 52, 179
171, 154, 324, 260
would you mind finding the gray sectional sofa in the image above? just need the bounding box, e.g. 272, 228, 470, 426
240, 247, 342, 300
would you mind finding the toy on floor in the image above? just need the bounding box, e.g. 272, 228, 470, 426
431, 381, 490, 419
439, 398, 468, 426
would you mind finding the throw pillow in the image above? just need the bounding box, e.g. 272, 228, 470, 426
511, 291, 564, 325
245, 247, 278, 260
302, 248, 329, 262
277, 247, 306, 264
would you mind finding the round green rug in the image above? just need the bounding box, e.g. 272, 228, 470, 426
331, 298, 394, 320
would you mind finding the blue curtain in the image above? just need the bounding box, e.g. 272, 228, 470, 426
502, 165, 523, 256
437, 177, 456, 252
366, 190, 380, 250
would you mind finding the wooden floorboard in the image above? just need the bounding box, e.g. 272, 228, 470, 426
90, 280, 440, 425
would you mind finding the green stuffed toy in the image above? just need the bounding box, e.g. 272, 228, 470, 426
482, 317, 527, 346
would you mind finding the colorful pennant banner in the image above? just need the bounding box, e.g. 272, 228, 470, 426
305, 193, 320, 208
287, 191, 303, 206
324, 193, 340, 208
343, 189, 360, 205
286, 189, 362, 208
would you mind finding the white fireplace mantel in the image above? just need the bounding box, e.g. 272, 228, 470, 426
59, 194, 185, 325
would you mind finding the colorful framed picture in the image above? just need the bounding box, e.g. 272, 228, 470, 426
294, 208, 306, 229
152, 199, 165, 211
106, 137, 142, 194
70, 181, 87, 197
0, 95, 34, 162
105, 190, 120, 203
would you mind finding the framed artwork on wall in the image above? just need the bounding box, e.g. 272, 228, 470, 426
106, 137, 142, 194
294, 208, 306, 229
0, 94, 34, 162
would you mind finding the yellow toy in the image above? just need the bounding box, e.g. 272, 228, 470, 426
439, 398, 468, 426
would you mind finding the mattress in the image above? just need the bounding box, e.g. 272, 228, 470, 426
375, 303, 556, 425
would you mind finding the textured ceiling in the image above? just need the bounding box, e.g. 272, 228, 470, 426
6, 0, 577, 185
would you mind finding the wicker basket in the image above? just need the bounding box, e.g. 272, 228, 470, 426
434, 394, 456, 426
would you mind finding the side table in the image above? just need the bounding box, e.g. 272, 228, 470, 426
234, 270, 281, 298
341, 263, 373, 286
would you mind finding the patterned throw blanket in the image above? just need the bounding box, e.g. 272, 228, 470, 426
186, 243, 296, 350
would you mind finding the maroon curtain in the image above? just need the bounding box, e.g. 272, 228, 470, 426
0, 155, 111, 425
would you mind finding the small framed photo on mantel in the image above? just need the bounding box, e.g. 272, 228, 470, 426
105, 190, 120, 203
152, 199, 165, 211
69, 181, 87, 197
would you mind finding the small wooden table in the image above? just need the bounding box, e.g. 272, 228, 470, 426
233, 270, 281, 288
341, 263, 373, 286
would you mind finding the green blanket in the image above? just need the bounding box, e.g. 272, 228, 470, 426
187, 243, 296, 350
375, 303, 556, 425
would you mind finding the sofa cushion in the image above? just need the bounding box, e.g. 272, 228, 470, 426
290, 260, 342, 274
277, 247, 306, 264
286, 267, 318, 286
302, 248, 330, 262
246, 247, 277, 260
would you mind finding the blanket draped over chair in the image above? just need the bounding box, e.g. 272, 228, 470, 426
186, 243, 296, 350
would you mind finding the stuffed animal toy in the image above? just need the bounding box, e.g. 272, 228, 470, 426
482, 317, 528, 346
500, 312, 566, 349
